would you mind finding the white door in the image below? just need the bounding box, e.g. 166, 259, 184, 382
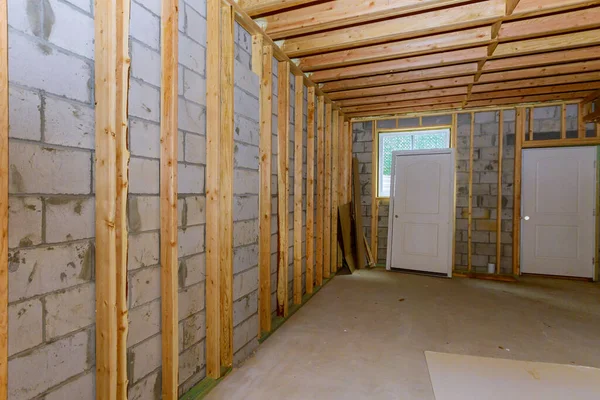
386, 150, 455, 276
521, 147, 596, 278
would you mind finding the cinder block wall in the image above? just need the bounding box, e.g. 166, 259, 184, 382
5, 0, 299, 397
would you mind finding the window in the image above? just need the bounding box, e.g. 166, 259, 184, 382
378, 129, 450, 197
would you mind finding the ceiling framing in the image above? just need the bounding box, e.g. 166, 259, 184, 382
237, 0, 600, 118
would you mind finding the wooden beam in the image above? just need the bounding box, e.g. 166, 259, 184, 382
297, 27, 492, 71
258, 42, 273, 335
280, 0, 505, 57
0, 0, 7, 398
499, 7, 600, 42
261, 0, 473, 40
467, 112, 475, 272
582, 89, 600, 104
496, 110, 503, 275
342, 95, 467, 113
219, 3, 234, 370
320, 63, 479, 93
370, 122, 378, 262
315, 96, 325, 286
467, 91, 591, 108
239, 0, 321, 16
473, 72, 600, 93
339, 87, 469, 107
306, 87, 316, 294
347, 102, 466, 118
493, 29, 600, 58
205, 0, 222, 379
329, 76, 475, 101
479, 59, 600, 83
470, 82, 600, 100
115, 0, 130, 396
511, 0, 599, 19
94, 0, 119, 396
293, 75, 303, 305
484, 45, 600, 72
309, 47, 488, 82
506, 0, 520, 15
513, 108, 524, 275
562, 103, 567, 139
584, 109, 600, 123
331, 110, 340, 274
277, 61, 290, 316
323, 103, 332, 278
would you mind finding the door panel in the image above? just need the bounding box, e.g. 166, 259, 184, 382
388, 151, 454, 275
521, 147, 596, 278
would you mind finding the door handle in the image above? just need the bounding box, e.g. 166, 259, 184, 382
394, 215, 398, 219
522, 216, 530, 221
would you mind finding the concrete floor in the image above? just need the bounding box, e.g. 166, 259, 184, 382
206, 268, 600, 400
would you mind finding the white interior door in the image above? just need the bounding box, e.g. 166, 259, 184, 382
386, 150, 454, 276
521, 147, 596, 278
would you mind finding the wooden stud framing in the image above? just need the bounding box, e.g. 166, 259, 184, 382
561, 104, 567, 139
370, 122, 379, 263
513, 108, 525, 276
306, 87, 316, 293
258, 41, 273, 334
0, 0, 8, 398
206, 0, 222, 379
220, 3, 234, 369
315, 96, 325, 286
294, 75, 304, 304
160, 0, 180, 395
277, 61, 291, 316
331, 110, 340, 274
496, 110, 504, 274
467, 112, 475, 272
323, 103, 333, 277
528, 107, 534, 141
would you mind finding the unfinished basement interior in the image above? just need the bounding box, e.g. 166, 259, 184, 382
1, 0, 600, 399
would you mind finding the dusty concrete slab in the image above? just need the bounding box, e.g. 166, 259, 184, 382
206, 269, 600, 400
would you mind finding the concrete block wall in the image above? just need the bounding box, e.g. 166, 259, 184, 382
7, 0, 96, 398
352, 121, 373, 249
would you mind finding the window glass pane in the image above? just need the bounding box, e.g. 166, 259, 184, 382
378, 129, 450, 197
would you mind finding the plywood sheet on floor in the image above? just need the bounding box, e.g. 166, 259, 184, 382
426, 351, 600, 400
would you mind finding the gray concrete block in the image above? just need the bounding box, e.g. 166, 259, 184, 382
233, 267, 258, 300
128, 196, 160, 233
8, 196, 42, 249
8, 86, 42, 141
233, 290, 258, 326
129, 334, 162, 382
185, 3, 206, 45
130, 266, 160, 308
128, 231, 160, 271
130, 157, 160, 194
130, 118, 160, 158
128, 370, 161, 400
129, 79, 161, 122
131, 1, 160, 50
128, 299, 161, 347
8, 298, 43, 356
131, 41, 161, 87
178, 163, 205, 194
44, 95, 94, 149
45, 371, 94, 400
44, 282, 95, 339
45, 196, 94, 243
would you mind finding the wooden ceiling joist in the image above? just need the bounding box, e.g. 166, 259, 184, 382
510, 0, 600, 19
280, 0, 505, 57
473, 72, 600, 93
259, 0, 474, 39
320, 62, 479, 92
296, 27, 492, 72
479, 59, 600, 83
347, 102, 466, 118
469, 82, 600, 100
309, 47, 488, 82
483, 45, 600, 72
339, 87, 469, 107
239, 0, 321, 17
328, 76, 475, 101
493, 28, 600, 58
342, 94, 467, 113
467, 91, 592, 108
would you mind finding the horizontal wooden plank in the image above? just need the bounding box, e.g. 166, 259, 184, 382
239, 0, 321, 16
484, 45, 600, 72
342, 95, 467, 113
499, 6, 600, 41
479, 59, 600, 83
583, 109, 600, 122
320, 62, 479, 92
511, 0, 599, 19
347, 102, 465, 118
339, 86, 469, 107
261, 0, 474, 39
582, 89, 600, 103
297, 26, 491, 71
493, 29, 600, 58
328, 75, 475, 101
473, 71, 600, 92
280, 0, 505, 57
467, 91, 591, 108
470, 82, 600, 100
309, 46, 488, 82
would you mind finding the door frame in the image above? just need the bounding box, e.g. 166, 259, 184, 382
519, 146, 599, 281
386, 149, 456, 277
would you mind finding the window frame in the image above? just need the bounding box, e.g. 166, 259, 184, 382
376, 125, 453, 199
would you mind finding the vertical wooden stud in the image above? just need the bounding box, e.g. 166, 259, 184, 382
528, 107, 534, 141
342, 120, 350, 203
451, 113, 457, 271
579, 103, 586, 138
561, 104, 567, 140
258, 42, 273, 334
323, 103, 332, 277
306, 87, 316, 294
160, 0, 179, 395
370, 121, 378, 264
251, 34, 264, 75
331, 110, 339, 274
205, 0, 222, 379
219, 3, 234, 369
496, 110, 504, 275
0, 0, 8, 397
277, 61, 290, 316
451, 113, 458, 148
293, 75, 303, 305
513, 108, 524, 276
315, 96, 325, 286
467, 112, 475, 272
337, 114, 345, 269
95, 0, 119, 397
